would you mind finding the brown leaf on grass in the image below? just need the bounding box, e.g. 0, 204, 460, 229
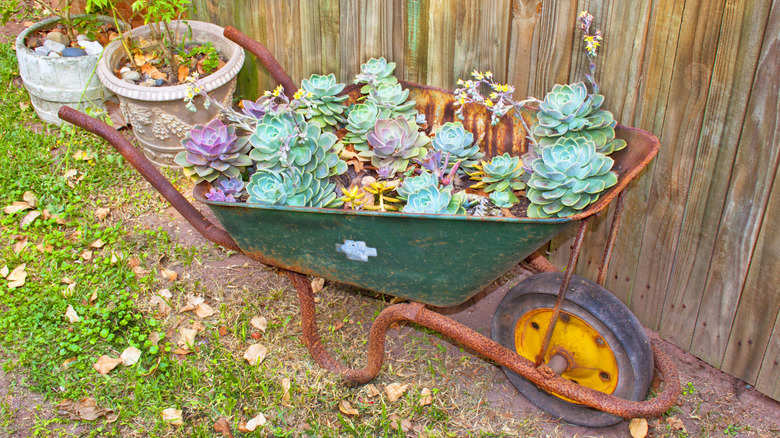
419, 387, 433, 406
36, 243, 54, 253
666, 416, 686, 433
250, 316, 267, 332
57, 397, 117, 422
243, 344, 267, 366
161, 408, 183, 426
218, 326, 228, 336
180, 295, 214, 318
192, 321, 205, 333
338, 400, 359, 416
178, 327, 197, 350
178, 65, 190, 83
250, 332, 261, 340
388, 414, 412, 432
7, 264, 27, 288
20, 210, 41, 227
67, 229, 82, 243
140, 63, 167, 80
13, 237, 28, 254
213, 417, 234, 438
160, 267, 178, 281
629, 418, 648, 438
95, 207, 110, 221
126, 257, 141, 268
333, 321, 345, 331
4, 201, 32, 214
90, 239, 105, 249
281, 378, 291, 406
385, 383, 409, 402
311, 277, 325, 293
93, 355, 123, 375
65, 305, 80, 323
172, 348, 193, 355
150, 289, 172, 315
238, 413, 266, 432
121, 347, 141, 366
0, 265, 8, 278
132, 266, 149, 278
80, 250, 93, 261
365, 384, 381, 398
23, 191, 37, 207
62, 357, 77, 368
63, 282, 76, 297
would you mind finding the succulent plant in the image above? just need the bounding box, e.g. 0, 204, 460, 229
525, 136, 618, 218
173, 118, 253, 183
402, 185, 466, 215
357, 57, 399, 92
246, 168, 343, 208
298, 73, 348, 129
489, 190, 519, 208
471, 153, 526, 193
205, 187, 236, 203
538, 122, 626, 155
241, 98, 268, 119
367, 82, 417, 120
343, 101, 391, 153
431, 122, 483, 173
533, 82, 614, 138
396, 171, 439, 201
366, 117, 430, 177
216, 176, 245, 198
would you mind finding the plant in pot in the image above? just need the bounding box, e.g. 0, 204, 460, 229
94, 0, 244, 167
13, 0, 126, 125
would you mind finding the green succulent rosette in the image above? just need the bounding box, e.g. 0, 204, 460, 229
358, 57, 399, 92
489, 190, 519, 209
396, 171, 439, 201
402, 185, 466, 215
533, 82, 615, 138
525, 136, 618, 218
246, 168, 343, 208
479, 153, 526, 193
298, 73, 348, 129
431, 121, 483, 174
343, 101, 392, 154
538, 122, 627, 155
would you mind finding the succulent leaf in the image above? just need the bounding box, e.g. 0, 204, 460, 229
366, 117, 431, 177
174, 118, 251, 183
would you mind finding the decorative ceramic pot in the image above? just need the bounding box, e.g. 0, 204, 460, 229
97, 20, 245, 167
16, 15, 120, 125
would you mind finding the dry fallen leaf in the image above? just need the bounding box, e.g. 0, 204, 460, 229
338, 399, 359, 416
95, 207, 110, 221
178, 65, 190, 83
161, 408, 183, 426
150, 291, 172, 315
13, 237, 28, 254
666, 416, 686, 433
311, 277, 325, 293
93, 355, 123, 375
388, 414, 412, 432
180, 295, 214, 318
57, 397, 117, 422
132, 266, 149, 278
629, 418, 648, 438
121, 347, 141, 366
20, 210, 41, 227
65, 305, 80, 323
385, 382, 409, 402
366, 384, 381, 398
0, 265, 8, 278
243, 343, 268, 366
213, 417, 234, 438
80, 250, 93, 261
126, 257, 141, 268
160, 267, 178, 281
419, 387, 433, 406
178, 327, 197, 350
63, 282, 77, 297
240, 412, 266, 432
218, 325, 228, 336
90, 239, 105, 249
23, 191, 37, 208
89, 290, 98, 303
36, 243, 54, 253
7, 264, 27, 288
4, 201, 32, 214
251, 316, 267, 332
281, 378, 291, 406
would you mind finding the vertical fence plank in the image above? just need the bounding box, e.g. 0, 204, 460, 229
694, 0, 780, 370
757, 312, 780, 399
319, 0, 341, 79
299, 0, 323, 78
506, 0, 543, 100
528, 1, 577, 96
403, 0, 429, 84
658, 0, 773, 351
426, 0, 457, 88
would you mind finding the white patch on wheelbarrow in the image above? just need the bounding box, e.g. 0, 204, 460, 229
336, 240, 377, 262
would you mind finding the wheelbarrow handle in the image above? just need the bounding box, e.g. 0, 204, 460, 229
223, 26, 297, 99
57, 106, 241, 253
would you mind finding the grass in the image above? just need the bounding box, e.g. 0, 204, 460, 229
0, 41, 537, 437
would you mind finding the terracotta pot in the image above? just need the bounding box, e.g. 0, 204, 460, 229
97, 20, 245, 167
15, 15, 122, 125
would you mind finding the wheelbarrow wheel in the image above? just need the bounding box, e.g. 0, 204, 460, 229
492, 272, 654, 427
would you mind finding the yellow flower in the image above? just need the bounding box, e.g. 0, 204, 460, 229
485, 70, 493, 78
293, 89, 305, 100
471, 70, 483, 80
579, 10, 588, 18
273, 84, 284, 97
489, 92, 497, 100
485, 100, 493, 107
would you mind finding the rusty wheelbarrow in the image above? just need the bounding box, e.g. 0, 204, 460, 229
58, 26, 680, 427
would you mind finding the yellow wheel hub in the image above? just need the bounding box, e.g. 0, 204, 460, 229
515, 308, 619, 403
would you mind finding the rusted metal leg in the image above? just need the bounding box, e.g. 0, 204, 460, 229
534, 218, 591, 366
525, 250, 559, 273
597, 191, 627, 287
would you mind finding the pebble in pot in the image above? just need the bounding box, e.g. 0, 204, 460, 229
43, 39, 66, 54
62, 47, 87, 57
45, 31, 70, 46
119, 67, 141, 82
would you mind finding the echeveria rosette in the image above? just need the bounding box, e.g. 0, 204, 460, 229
489, 190, 519, 208
402, 186, 466, 215
533, 82, 615, 138
479, 153, 526, 193
367, 83, 417, 120
205, 187, 236, 203
525, 136, 618, 218
246, 168, 343, 208
174, 119, 252, 183
298, 73, 348, 129
396, 171, 439, 201
357, 57, 399, 92
366, 117, 430, 177
292, 122, 348, 178
431, 122, 483, 174
538, 122, 627, 155
343, 101, 391, 155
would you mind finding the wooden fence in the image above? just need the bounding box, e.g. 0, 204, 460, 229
190, 0, 780, 401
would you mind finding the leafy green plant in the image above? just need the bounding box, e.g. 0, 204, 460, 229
130, 0, 191, 72
181, 41, 220, 74
469, 153, 526, 194
297, 73, 348, 129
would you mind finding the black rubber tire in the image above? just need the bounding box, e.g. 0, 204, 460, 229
491, 272, 654, 427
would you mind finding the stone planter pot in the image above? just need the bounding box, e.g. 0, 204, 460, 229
15, 15, 120, 125
97, 20, 245, 167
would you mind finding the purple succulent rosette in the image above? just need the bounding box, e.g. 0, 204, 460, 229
174, 118, 253, 183
205, 187, 236, 203
241, 98, 267, 119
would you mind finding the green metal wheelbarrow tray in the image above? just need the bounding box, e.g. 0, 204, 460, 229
59, 26, 679, 427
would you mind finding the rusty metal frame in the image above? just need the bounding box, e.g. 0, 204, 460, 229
57, 25, 680, 421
